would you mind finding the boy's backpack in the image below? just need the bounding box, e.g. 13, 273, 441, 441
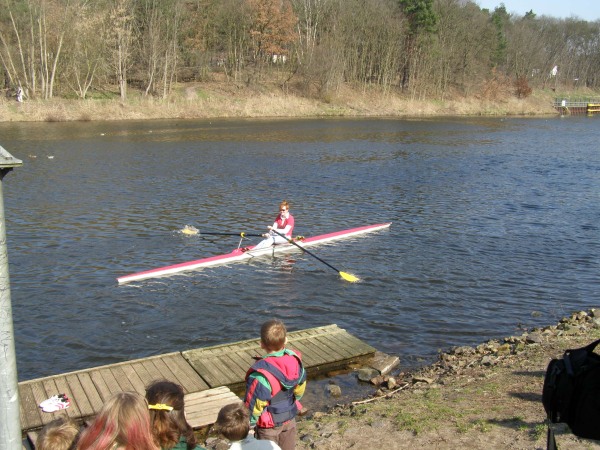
542, 338, 600, 440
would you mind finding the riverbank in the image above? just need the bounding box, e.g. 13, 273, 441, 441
0, 81, 572, 123
295, 309, 600, 450
205, 308, 600, 449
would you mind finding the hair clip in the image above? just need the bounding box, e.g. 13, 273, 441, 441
148, 403, 173, 411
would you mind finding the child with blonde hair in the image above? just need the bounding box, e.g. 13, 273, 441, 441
36, 417, 80, 450
77, 391, 159, 450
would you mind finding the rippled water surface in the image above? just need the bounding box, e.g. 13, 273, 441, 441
1, 116, 599, 382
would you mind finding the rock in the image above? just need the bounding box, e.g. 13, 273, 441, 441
526, 333, 543, 344
312, 411, 326, 420
370, 375, 385, 385
300, 434, 314, 444
357, 368, 380, 382
387, 377, 397, 389
514, 342, 526, 352
327, 384, 342, 397
451, 346, 473, 355
481, 355, 494, 366
369, 351, 400, 375
496, 343, 512, 355
412, 376, 433, 384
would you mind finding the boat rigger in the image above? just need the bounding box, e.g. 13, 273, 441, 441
117, 222, 391, 284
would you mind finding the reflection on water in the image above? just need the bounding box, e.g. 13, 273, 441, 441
1, 116, 599, 384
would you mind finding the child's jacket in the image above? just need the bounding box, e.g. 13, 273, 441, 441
244, 348, 307, 428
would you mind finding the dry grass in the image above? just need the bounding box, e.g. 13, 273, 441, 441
0, 82, 572, 124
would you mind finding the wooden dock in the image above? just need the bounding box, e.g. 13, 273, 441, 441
19, 324, 376, 441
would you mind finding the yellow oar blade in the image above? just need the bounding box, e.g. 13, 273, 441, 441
181, 225, 199, 235
340, 271, 360, 283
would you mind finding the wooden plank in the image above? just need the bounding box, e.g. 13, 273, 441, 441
29, 382, 53, 427
148, 358, 181, 388
140, 359, 169, 384
289, 339, 329, 367
99, 368, 122, 392
64, 374, 94, 418
320, 330, 371, 357
222, 351, 252, 376
119, 364, 147, 394
286, 341, 318, 367
184, 387, 241, 429
40, 379, 62, 426
329, 330, 376, 355
25, 431, 38, 450
53, 377, 82, 421
161, 354, 209, 392
18, 383, 43, 431
314, 334, 354, 359
300, 333, 347, 361
89, 370, 112, 402
233, 349, 263, 369
183, 354, 226, 388
110, 365, 137, 393
129, 361, 155, 388
210, 355, 245, 385
76, 372, 104, 414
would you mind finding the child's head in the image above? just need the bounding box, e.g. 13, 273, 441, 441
145, 380, 197, 449
215, 402, 250, 442
260, 319, 287, 352
36, 417, 80, 450
76, 391, 159, 450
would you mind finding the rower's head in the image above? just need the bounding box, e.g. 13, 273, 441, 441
260, 319, 288, 352
279, 200, 290, 216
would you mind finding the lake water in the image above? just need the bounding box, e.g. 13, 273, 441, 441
1, 116, 599, 386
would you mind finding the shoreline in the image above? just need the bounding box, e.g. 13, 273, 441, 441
0, 83, 568, 123
206, 308, 600, 449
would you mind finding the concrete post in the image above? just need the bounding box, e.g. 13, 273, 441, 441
0, 146, 23, 449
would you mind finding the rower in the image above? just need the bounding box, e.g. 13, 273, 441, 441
253, 200, 295, 250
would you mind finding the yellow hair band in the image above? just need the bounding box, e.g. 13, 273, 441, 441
148, 403, 173, 411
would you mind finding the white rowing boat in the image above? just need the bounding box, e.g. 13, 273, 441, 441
117, 222, 391, 284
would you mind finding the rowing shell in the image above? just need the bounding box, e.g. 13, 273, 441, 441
117, 222, 391, 284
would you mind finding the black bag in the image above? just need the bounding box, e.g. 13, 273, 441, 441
542, 338, 600, 440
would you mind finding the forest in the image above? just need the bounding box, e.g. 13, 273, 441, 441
1, 0, 599, 103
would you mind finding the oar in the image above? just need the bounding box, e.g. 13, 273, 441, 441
181, 226, 262, 237
269, 228, 360, 283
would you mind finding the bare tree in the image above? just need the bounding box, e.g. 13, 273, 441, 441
106, 0, 135, 100
64, 2, 107, 99
136, 0, 182, 97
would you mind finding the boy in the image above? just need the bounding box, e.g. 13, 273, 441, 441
244, 319, 307, 450
36, 417, 80, 450
215, 402, 281, 449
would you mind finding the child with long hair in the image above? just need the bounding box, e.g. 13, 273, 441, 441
77, 391, 159, 450
146, 380, 206, 450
